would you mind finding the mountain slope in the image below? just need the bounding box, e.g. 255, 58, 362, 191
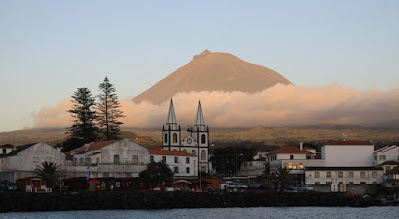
133, 50, 293, 104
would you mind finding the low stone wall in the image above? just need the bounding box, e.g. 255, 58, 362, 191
0, 191, 383, 213
313, 184, 383, 195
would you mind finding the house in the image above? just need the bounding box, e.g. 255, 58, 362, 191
322, 140, 374, 167
0, 144, 16, 155
304, 140, 383, 194
162, 100, 210, 174
385, 166, 399, 187
0, 142, 66, 183
67, 138, 149, 179
149, 149, 198, 178
373, 145, 399, 165
253, 151, 268, 161
238, 160, 267, 177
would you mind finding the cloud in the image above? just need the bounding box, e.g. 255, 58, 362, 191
33, 84, 399, 129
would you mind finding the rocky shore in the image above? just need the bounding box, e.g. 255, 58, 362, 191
0, 191, 384, 213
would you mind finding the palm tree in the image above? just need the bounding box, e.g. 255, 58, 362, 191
270, 166, 295, 191
34, 161, 65, 189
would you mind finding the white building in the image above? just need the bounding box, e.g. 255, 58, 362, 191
305, 167, 383, 186
238, 160, 267, 177
321, 140, 374, 167
0, 144, 16, 155
0, 142, 66, 183
67, 138, 149, 178
373, 145, 399, 166
253, 151, 268, 161
149, 149, 198, 178
162, 99, 210, 174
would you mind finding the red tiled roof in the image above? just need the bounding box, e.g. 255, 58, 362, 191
379, 161, 399, 166
89, 140, 116, 151
268, 146, 310, 155
149, 149, 197, 157
326, 140, 373, 146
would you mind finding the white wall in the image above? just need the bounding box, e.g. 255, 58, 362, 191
100, 139, 149, 165
150, 154, 198, 177
305, 169, 383, 185
322, 145, 374, 167
276, 153, 307, 160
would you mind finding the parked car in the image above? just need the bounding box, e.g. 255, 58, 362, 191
7, 183, 18, 191
300, 185, 314, 191
203, 187, 217, 192
284, 187, 300, 192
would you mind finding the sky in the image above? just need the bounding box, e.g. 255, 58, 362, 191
0, 1, 398, 132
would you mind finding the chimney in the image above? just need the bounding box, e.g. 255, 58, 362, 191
300, 142, 303, 151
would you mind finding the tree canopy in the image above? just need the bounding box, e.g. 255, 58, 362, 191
268, 166, 296, 191
34, 161, 65, 189
210, 146, 257, 176
67, 87, 98, 143
139, 161, 173, 189
97, 76, 124, 140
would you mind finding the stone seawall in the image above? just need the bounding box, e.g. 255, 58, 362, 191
0, 191, 383, 213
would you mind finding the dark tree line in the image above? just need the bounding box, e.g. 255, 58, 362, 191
210, 146, 257, 176
63, 77, 124, 151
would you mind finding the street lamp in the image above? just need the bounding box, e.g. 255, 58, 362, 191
235, 153, 244, 181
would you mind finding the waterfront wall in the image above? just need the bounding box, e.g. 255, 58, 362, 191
0, 191, 383, 213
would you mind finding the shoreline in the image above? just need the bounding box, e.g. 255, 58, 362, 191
0, 191, 385, 213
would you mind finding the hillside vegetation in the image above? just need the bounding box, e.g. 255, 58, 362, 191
1, 127, 398, 148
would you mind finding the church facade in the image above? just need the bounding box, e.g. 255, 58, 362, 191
162, 100, 210, 175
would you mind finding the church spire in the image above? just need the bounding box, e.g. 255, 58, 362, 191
195, 100, 205, 127
166, 99, 177, 124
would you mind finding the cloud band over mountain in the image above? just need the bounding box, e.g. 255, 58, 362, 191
33, 84, 399, 129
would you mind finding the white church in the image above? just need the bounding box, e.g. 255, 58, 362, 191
162, 100, 210, 175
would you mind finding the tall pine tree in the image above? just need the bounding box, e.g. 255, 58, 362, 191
68, 88, 98, 143
97, 77, 124, 140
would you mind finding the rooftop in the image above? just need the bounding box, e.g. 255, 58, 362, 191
325, 140, 373, 146
268, 146, 310, 155
149, 149, 197, 157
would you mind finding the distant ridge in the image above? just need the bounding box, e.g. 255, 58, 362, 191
133, 50, 293, 104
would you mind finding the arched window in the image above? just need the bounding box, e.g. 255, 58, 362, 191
192, 150, 196, 155
183, 149, 187, 153
164, 133, 167, 143
201, 166, 206, 173
201, 134, 206, 144
172, 133, 177, 143
201, 150, 206, 160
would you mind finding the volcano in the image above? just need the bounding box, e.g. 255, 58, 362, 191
133, 49, 293, 104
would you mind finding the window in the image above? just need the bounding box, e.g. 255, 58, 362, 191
250, 162, 253, 166
259, 154, 263, 158
360, 172, 365, 178
315, 182, 320, 185
201, 166, 206, 172
201, 134, 206, 144
192, 150, 196, 155
174, 157, 178, 163
315, 172, 320, 178
326, 182, 332, 185
349, 172, 354, 178
372, 172, 377, 178
85, 157, 91, 165
173, 133, 177, 143
186, 167, 190, 173
379, 155, 386, 160
186, 157, 190, 164
150, 155, 154, 162
349, 182, 354, 184
174, 167, 179, 173
201, 150, 206, 160
164, 133, 167, 143
338, 172, 343, 178
96, 158, 100, 164
132, 155, 138, 165
360, 182, 366, 184
290, 155, 294, 159
2, 149, 6, 154
326, 172, 331, 178
183, 149, 187, 153
80, 157, 84, 164
74, 158, 77, 164
162, 156, 166, 162
114, 155, 120, 164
